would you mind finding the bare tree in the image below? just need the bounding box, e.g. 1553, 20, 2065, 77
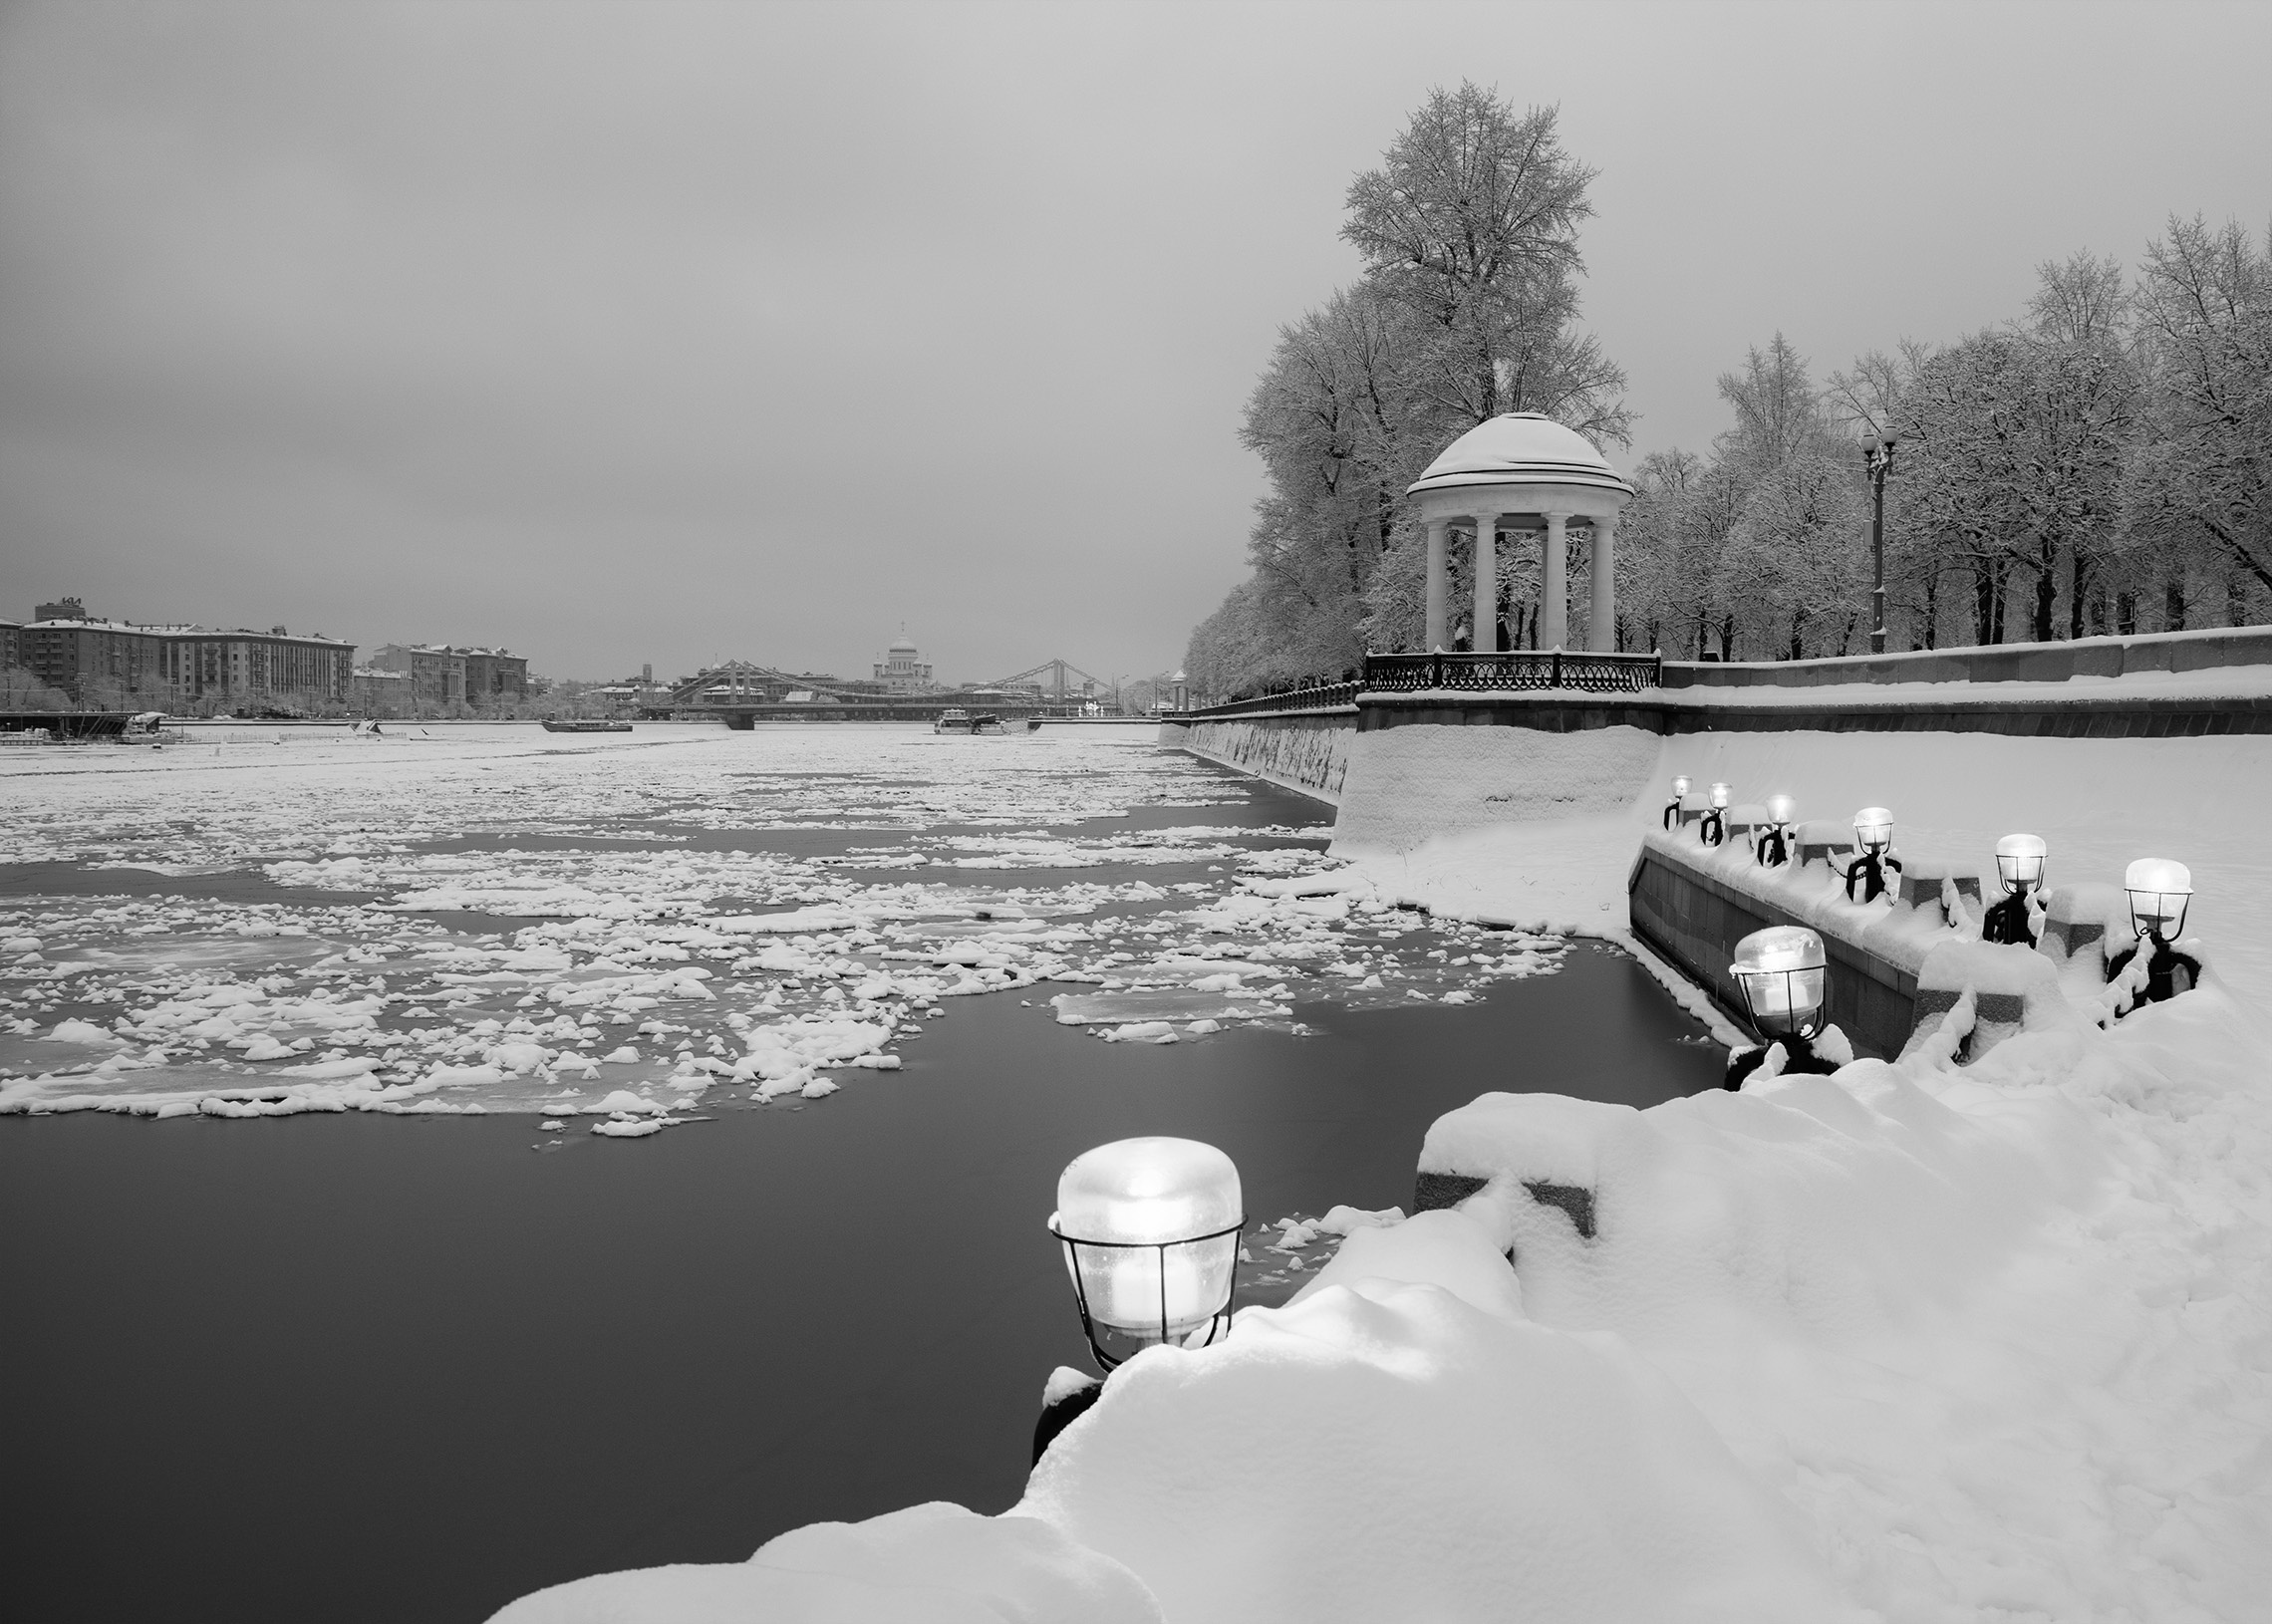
1342, 84, 1630, 442
2129, 214, 2272, 597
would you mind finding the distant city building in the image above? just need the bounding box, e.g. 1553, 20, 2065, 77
0, 619, 20, 672
368, 645, 466, 709
582, 671, 668, 715
163, 626, 355, 714
350, 668, 415, 717
458, 647, 529, 704
365, 643, 529, 711
872, 633, 936, 694
584, 683, 644, 715
21, 616, 174, 705
14, 602, 353, 713
577, 663, 663, 712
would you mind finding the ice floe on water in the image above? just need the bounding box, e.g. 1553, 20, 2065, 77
1, 726, 1570, 1125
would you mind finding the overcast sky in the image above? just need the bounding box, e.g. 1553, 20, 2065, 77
3, 1, 2266, 685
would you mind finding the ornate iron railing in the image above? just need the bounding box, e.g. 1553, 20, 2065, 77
1165, 681, 1359, 720
1166, 653, 1661, 720
1361, 650, 1662, 694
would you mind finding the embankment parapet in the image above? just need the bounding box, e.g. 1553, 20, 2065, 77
1661, 625, 2272, 689
1172, 714, 1355, 805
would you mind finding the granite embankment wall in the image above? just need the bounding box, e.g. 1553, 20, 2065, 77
1628, 818, 2113, 1061
1169, 638, 2272, 1003
1160, 713, 1355, 805
1167, 694, 2272, 891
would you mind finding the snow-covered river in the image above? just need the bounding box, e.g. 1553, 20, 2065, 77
1, 722, 1720, 1621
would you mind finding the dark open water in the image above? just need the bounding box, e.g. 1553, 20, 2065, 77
1, 797, 1721, 1624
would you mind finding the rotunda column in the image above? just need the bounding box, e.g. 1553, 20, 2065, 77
1589, 512, 1617, 652
1424, 517, 1450, 650
1471, 511, 1500, 654
1542, 512, 1569, 649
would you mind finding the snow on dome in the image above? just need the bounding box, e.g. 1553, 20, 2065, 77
889, 635, 919, 654
1406, 411, 1633, 498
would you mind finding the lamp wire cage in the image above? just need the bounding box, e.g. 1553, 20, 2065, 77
1733, 964, 1826, 1040
1996, 854, 2044, 895
2128, 890, 2191, 942
1050, 1217, 1246, 1372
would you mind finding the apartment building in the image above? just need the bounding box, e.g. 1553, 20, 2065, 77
15, 600, 354, 712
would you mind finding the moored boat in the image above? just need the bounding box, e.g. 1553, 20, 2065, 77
541, 719, 633, 733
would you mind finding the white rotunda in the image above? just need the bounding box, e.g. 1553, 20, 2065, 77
1406, 412, 1635, 654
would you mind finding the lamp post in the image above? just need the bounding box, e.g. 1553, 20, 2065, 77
1860, 424, 1900, 655
1700, 782, 1732, 847
2122, 857, 2193, 942
1049, 1136, 1245, 1372
1982, 833, 2048, 946
2108, 859, 2201, 1008
1846, 806, 1901, 903
1662, 774, 1691, 833
1756, 793, 1797, 867
1723, 926, 1841, 1089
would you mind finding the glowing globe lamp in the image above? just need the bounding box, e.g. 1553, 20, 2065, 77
1766, 794, 1796, 826
1852, 807, 1894, 854
1730, 926, 1827, 1039
1050, 1137, 1244, 1370
1671, 775, 1691, 797
2124, 858, 2193, 941
1709, 782, 1731, 810
1995, 833, 2049, 896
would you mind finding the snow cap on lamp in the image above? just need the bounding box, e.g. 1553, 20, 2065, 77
2123, 858, 2192, 940
1765, 793, 1796, 826
1994, 833, 2048, 896
1729, 926, 1827, 1038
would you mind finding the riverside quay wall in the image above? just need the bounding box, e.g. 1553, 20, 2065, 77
1164, 627, 2272, 1019
1166, 627, 2272, 835
1159, 711, 1356, 803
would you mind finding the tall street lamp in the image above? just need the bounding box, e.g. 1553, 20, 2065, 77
1860, 424, 1900, 654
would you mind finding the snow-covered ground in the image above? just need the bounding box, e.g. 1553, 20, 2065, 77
491, 719, 2272, 1623
0, 724, 1562, 1125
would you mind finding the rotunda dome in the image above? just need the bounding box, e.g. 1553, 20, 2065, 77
1406, 412, 1632, 498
